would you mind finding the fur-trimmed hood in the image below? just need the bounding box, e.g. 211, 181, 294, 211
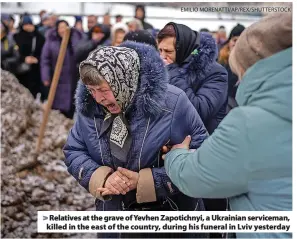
75, 41, 168, 118
185, 31, 218, 72
167, 32, 218, 86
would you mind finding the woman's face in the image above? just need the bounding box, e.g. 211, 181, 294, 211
86, 81, 121, 114
158, 37, 176, 65
113, 30, 125, 46
58, 22, 68, 38
23, 24, 35, 32
128, 22, 137, 32
229, 36, 239, 52
75, 21, 83, 31
136, 8, 144, 20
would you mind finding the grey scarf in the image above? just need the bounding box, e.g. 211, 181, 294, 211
79, 46, 140, 163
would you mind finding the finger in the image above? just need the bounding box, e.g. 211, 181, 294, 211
114, 175, 129, 194
162, 154, 166, 160
96, 187, 106, 193
109, 177, 126, 195
162, 146, 169, 153
96, 187, 108, 194
101, 189, 113, 196
115, 171, 131, 190
117, 167, 132, 179
105, 181, 120, 195
96, 188, 112, 196
182, 135, 191, 149
115, 171, 131, 187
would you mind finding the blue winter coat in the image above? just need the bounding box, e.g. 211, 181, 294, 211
63, 41, 208, 213
167, 32, 228, 134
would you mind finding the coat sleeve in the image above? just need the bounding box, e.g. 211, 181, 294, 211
171, 64, 228, 124
13, 34, 26, 63
164, 107, 249, 198
34, 33, 45, 61
63, 114, 113, 200
136, 91, 208, 203
40, 40, 52, 83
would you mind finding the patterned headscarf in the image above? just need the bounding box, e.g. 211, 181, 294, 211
79, 46, 140, 163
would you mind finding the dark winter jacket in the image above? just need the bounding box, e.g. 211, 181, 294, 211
40, 28, 84, 112
38, 25, 52, 38
167, 31, 228, 134
14, 29, 45, 63
13, 28, 45, 97
1, 33, 19, 72
223, 63, 239, 113
63, 42, 208, 214
224, 63, 239, 98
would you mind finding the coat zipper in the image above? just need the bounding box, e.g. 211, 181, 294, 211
138, 117, 151, 171
94, 117, 105, 166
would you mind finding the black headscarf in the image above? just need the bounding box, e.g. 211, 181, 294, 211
166, 22, 200, 65
135, 5, 146, 22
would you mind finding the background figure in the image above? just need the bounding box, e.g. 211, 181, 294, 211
38, 13, 52, 37
49, 13, 58, 27
13, 15, 46, 100
8, 15, 17, 34
87, 15, 98, 31
127, 18, 143, 32
135, 4, 153, 30
123, 30, 157, 49
75, 24, 111, 65
210, 31, 217, 40
1, 20, 19, 72
115, 14, 123, 23
74, 16, 84, 34
157, 23, 228, 135
157, 23, 228, 238
111, 22, 128, 46
40, 20, 84, 118
219, 23, 245, 113
36, 10, 46, 29
1, 14, 11, 30
103, 12, 112, 28
200, 28, 209, 33
216, 26, 227, 51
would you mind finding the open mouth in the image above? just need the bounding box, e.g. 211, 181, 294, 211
106, 103, 117, 111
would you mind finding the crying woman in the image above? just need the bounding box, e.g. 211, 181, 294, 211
63, 42, 209, 238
